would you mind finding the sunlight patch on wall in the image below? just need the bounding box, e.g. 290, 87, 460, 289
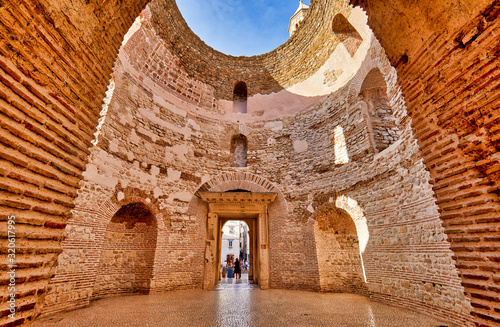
334, 125, 349, 164
91, 77, 115, 146
122, 16, 142, 47
336, 194, 369, 282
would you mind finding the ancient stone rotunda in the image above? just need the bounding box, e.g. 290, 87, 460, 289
0, 0, 499, 326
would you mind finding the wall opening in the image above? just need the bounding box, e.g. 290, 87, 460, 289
93, 202, 157, 299
359, 68, 400, 154
230, 134, 248, 167
332, 13, 363, 57
233, 81, 248, 114
314, 206, 366, 292
220, 220, 250, 280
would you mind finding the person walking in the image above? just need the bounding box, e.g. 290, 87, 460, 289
227, 261, 233, 278
234, 258, 241, 279
221, 260, 227, 278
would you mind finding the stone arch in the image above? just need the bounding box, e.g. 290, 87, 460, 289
191, 172, 287, 218
189, 172, 287, 290
348, 58, 401, 154
332, 13, 363, 57
233, 81, 248, 114
91, 188, 167, 299
348, 56, 390, 102
230, 134, 248, 167
358, 68, 400, 153
309, 194, 370, 284
312, 203, 366, 292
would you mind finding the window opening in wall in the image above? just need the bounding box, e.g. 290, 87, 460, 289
334, 125, 349, 164
332, 13, 363, 57
233, 81, 248, 114
230, 134, 248, 167
359, 68, 400, 154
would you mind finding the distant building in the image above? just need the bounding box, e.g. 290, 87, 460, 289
239, 222, 249, 261
289, 0, 309, 37
221, 221, 249, 264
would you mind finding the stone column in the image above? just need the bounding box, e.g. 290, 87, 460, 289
217, 220, 224, 282
203, 212, 218, 290
248, 221, 254, 281
258, 208, 270, 289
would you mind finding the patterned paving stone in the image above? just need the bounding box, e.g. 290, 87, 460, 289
34, 279, 453, 327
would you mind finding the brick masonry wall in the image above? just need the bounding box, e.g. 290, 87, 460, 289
354, 1, 500, 325
0, 0, 148, 325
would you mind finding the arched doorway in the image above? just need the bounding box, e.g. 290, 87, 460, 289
230, 134, 248, 167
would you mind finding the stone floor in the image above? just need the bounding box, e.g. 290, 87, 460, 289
34, 275, 453, 327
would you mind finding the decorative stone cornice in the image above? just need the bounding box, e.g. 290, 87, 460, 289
198, 192, 277, 205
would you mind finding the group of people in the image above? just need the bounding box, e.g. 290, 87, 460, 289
221, 258, 248, 278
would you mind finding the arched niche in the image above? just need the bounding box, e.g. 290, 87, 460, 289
359, 68, 400, 154
314, 205, 366, 292
230, 134, 248, 167
233, 81, 248, 114
332, 13, 363, 57
93, 202, 158, 298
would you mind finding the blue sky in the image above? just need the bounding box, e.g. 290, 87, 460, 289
177, 0, 310, 56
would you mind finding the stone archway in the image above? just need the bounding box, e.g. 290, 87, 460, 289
188, 172, 287, 290
42, 187, 167, 315
92, 202, 158, 299
313, 205, 366, 293
199, 192, 277, 290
